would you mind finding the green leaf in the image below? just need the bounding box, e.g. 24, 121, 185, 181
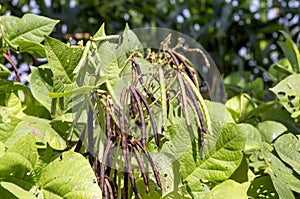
39, 151, 101, 198
237, 123, 261, 152
260, 142, 296, 199
115, 24, 143, 68
257, 121, 287, 143
44, 36, 83, 84
225, 93, 256, 122
11, 116, 67, 150
5, 92, 23, 116
0, 108, 22, 145
6, 14, 59, 49
93, 23, 106, 39
181, 123, 246, 183
204, 100, 234, 143
277, 31, 300, 73
0, 134, 37, 186
0, 135, 101, 198
203, 180, 248, 199
136, 178, 162, 199
274, 133, 300, 175
28, 65, 53, 112
17, 40, 46, 58
0, 181, 36, 199
0, 15, 20, 36
6, 134, 38, 167
270, 74, 300, 118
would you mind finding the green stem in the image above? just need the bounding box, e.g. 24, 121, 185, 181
74, 40, 91, 74
92, 35, 119, 42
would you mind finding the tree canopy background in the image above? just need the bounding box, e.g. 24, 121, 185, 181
1, 0, 299, 78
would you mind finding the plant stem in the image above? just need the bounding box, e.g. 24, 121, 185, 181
3, 49, 20, 82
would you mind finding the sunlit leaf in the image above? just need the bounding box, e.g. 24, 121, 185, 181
6, 14, 58, 49
203, 180, 248, 199
270, 74, 300, 118
274, 133, 300, 175
257, 121, 287, 143
1, 181, 36, 199
44, 36, 83, 84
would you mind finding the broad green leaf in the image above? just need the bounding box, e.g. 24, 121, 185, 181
44, 36, 83, 84
0, 15, 20, 36
115, 24, 143, 68
10, 116, 67, 150
0, 135, 101, 198
274, 133, 300, 175
237, 123, 261, 152
159, 160, 191, 199
158, 116, 198, 167
205, 100, 235, 134
270, 74, 300, 118
136, 179, 162, 199
225, 93, 256, 122
39, 151, 101, 199
203, 180, 248, 199
0, 108, 22, 145
247, 176, 279, 198
260, 142, 296, 199
28, 65, 53, 112
257, 121, 287, 143
6, 134, 38, 167
5, 92, 23, 116
0, 134, 37, 186
1, 181, 36, 199
185, 180, 209, 199
7, 14, 59, 49
277, 31, 300, 73
17, 40, 46, 57
181, 123, 246, 183
204, 100, 234, 154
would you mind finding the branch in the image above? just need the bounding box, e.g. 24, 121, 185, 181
3, 49, 20, 82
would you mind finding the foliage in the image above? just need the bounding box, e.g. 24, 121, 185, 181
0, 12, 300, 199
